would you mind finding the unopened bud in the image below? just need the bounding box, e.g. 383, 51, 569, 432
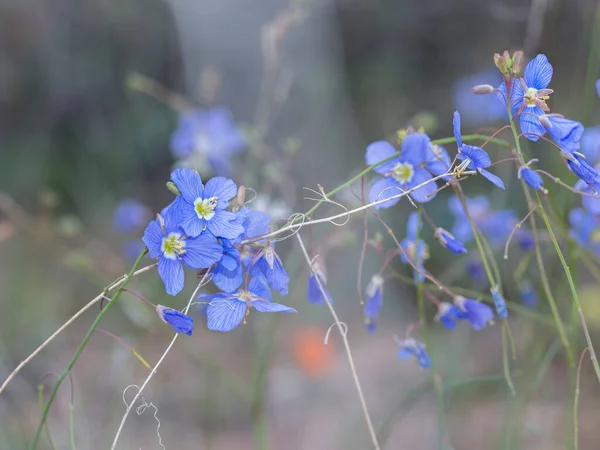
236, 185, 246, 206
494, 50, 513, 78
471, 84, 495, 95
512, 50, 524, 76
166, 181, 181, 196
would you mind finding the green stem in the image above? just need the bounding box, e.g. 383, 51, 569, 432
29, 249, 148, 450
534, 196, 600, 383
37, 384, 56, 450
416, 209, 445, 448
69, 405, 76, 450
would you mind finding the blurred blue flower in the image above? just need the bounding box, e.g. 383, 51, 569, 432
122, 240, 147, 261
307, 262, 332, 305
519, 282, 538, 309
396, 338, 430, 368
364, 274, 384, 333
499, 54, 553, 141
425, 143, 452, 179
490, 286, 508, 319
569, 208, 600, 255
574, 179, 600, 215
142, 210, 223, 296
204, 276, 295, 332
448, 195, 516, 246
453, 111, 505, 189
580, 126, 600, 165
113, 199, 151, 233
436, 302, 464, 329
249, 243, 289, 295
400, 212, 429, 283
170, 107, 245, 175
366, 133, 438, 207
452, 69, 505, 126
170, 168, 245, 239
454, 296, 494, 330
156, 305, 194, 335
434, 227, 467, 254
540, 115, 583, 154
566, 154, 600, 186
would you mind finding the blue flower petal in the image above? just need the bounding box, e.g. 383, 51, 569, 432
397, 347, 415, 360
307, 273, 332, 305
406, 211, 421, 241
543, 116, 583, 154
170, 168, 204, 204
521, 168, 545, 192
453, 111, 463, 147
365, 141, 401, 175
206, 210, 245, 240
158, 257, 185, 296
203, 176, 238, 208
142, 219, 165, 259
206, 298, 247, 332
212, 260, 243, 292
460, 145, 491, 169
400, 133, 430, 166
181, 234, 224, 269
463, 298, 494, 331
248, 275, 273, 301
524, 54, 553, 90
252, 301, 296, 313
368, 177, 403, 209
519, 106, 545, 141
243, 211, 271, 240
478, 168, 505, 189
408, 168, 437, 203
156, 305, 194, 335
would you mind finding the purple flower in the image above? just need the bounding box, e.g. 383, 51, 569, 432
169, 168, 245, 239
204, 276, 296, 332
170, 107, 245, 175
454, 111, 505, 189
366, 133, 438, 207
156, 305, 194, 335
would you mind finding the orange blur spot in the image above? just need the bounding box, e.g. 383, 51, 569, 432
292, 327, 335, 378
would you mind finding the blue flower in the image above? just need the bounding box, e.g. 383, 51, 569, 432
519, 282, 538, 308
113, 199, 150, 233
434, 227, 467, 254
448, 195, 516, 246
212, 239, 244, 292
569, 208, 600, 255
566, 154, 600, 186
366, 133, 438, 208
142, 211, 224, 296
169, 168, 245, 239
307, 262, 332, 305
396, 338, 430, 368
596, 79, 600, 97
249, 243, 290, 295
453, 111, 505, 189
574, 179, 600, 215
400, 212, 429, 283
580, 126, 600, 165
364, 274, 384, 332
499, 54, 553, 142
490, 286, 508, 319
170, 107, 245, 175
452, 69, 505, 126
454, 296, 494, 330
156, 305, 194, 335
436, 302, 464, 329
519, 167, 546, 193
204, 276, 296, 332
425, 143, 452, 179
540, 115, 583, 154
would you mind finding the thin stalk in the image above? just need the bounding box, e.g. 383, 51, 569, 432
29, 249, 148, 450
37, 384, 56, 450
69, 404, 76, 450
582, 1, 600, 124
416, 209, 446, 449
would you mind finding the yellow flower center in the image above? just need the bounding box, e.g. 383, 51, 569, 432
161, 232, 186, 260
392, 163, 414, 183
194, 196, 218, 220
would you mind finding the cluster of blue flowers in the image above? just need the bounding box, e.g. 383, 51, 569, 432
141, 168, 295, 334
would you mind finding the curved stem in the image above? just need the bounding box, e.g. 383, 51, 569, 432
29, 249, 148, 450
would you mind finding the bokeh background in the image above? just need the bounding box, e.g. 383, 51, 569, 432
2, 0, 600, 448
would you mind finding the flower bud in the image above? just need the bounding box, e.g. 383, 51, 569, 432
471, 84, 495, 95
166, 181, 181, 196
490, 285, 507, 319
512, 50, 524, 76
156, 305, 194, 336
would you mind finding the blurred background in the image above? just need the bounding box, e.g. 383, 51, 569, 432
2, 0, 600, 448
